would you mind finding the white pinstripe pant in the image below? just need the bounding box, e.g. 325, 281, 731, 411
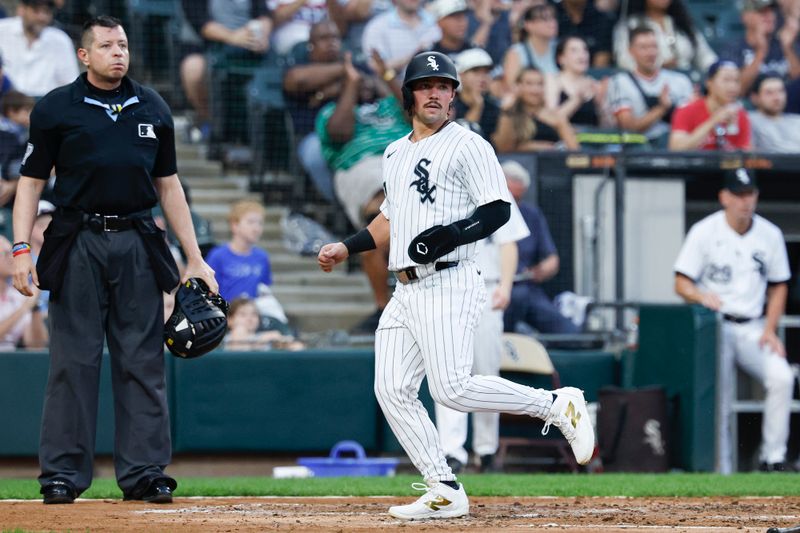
375, 261, 553, 482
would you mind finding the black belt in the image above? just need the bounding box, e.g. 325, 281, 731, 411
395, 261, 459, 284
723, 314, 759, 324
81, 210, 150, 232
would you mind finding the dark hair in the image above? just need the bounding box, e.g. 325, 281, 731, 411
624, 0, 698, 47
751, 72, 784, 95
80, 15, 123, 48
628, 25, 656, 45
520, 4, 556, 42
555, 35, 587, 70
1, 90, 35, 117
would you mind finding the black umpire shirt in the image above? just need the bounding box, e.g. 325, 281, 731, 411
20, 73, 177, 215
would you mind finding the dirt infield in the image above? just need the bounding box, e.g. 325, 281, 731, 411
1, 496, 799, 532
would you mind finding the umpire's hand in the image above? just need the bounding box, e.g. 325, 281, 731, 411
183, 256, 219, 295
12, 252, 38, 297
318, 242, 349, 272
408, 225, 458, 264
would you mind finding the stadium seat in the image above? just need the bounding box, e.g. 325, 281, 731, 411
495, 333, 579, 472
127, 0, 181, 104
246, 51, 301, 197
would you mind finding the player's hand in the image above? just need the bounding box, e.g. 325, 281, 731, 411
408, 225, 459, 264
491, 283, 512, 310
183, 257, 218, 295
12, 253, 38, 297
318, 242, 348, 272
698, 290, 722, 311
759, 329, 786, 358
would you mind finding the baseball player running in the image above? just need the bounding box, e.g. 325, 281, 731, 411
674, 168, 794, 474
318, 51, 594, 520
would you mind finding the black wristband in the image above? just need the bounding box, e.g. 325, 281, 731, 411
342, 228, 377, 255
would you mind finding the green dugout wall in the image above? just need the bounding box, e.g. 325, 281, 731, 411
0, 305, 718, 470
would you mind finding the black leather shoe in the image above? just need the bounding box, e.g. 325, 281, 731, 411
480, 454, 501, 473
42, 481, 76, 504
124, 477, 176, 503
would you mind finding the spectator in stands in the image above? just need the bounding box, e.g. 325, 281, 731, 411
0, 0, 79, 97
669, 61, 752, 151
0, 91, 34, 208
613, 0, 717, 74
545, 36, 603, 128
493, 67, 579, 152
284, 20, 347, 201
225, 297, 304, 351
749, 72, 800, 151
179, 0, 272, 140
503, 3, 559, 91
0, 236, 47, 350
452, 48, 501, 142
341, 0, 393, 59
430, 0, 473, 57
316, 52, 409, 333
502, 161, 579, 336
206, 201, 273, 303
361, 0, 441, 72
0, 54, 13, 101
268, 0, 341, 55
555, 0, 613, 67
606, 26, 694, 146
719, 0, 800, 96
465, 0, 512, 68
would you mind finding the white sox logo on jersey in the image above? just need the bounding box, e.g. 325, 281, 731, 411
427, 56, 439, 71
410, 158, 436, 204
753, 252, 767, 278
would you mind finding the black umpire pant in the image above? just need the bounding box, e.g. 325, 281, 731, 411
38, 228, 171, 495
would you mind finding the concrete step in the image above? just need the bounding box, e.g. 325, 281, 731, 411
271, 285, 373, 304
191, 189, 263, 204
284, 302, 374, 332
178, 159, 223, 178
269, 252, 321, 272
182, 176, 248, 191
272, 271, 370, 288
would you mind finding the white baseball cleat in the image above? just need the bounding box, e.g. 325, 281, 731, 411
542, 387, 594, 465
388, 481, 469, 520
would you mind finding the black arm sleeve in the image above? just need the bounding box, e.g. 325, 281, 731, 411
449, 199, 511, 246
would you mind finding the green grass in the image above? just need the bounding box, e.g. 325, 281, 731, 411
1, 473, 799, 500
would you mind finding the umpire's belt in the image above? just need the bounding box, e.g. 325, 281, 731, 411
394, 261, 459, 284
723, 313, 760, 324
82, 211, 148, 232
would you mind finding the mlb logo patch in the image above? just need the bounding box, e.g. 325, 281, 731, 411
138, 124, 157, 139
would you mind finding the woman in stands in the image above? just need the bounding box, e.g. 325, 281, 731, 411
493, 67, 580, 152
545, 36, 604, 128
668, 60, 751, 151
613, 0, 717, 73
502, 3, 559, 91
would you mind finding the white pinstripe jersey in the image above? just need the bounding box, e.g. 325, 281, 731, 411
380, 121, 512, 270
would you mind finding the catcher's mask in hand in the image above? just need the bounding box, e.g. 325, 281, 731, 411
165, 278, 229, 359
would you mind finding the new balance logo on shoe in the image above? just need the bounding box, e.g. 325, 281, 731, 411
389, 482, 468, 520
542, 387, 594, 465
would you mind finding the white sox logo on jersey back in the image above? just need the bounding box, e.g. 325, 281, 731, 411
410, 158, 436, 204
427, 56, 439, 71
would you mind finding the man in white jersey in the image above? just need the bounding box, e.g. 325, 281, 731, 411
674, 168, 794, 473
434, 161, 530, 474
318, 51, 594, 520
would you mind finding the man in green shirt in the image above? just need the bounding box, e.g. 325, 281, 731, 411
316, 52, 408, 333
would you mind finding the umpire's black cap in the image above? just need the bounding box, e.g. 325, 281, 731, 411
723, 168, 758, 193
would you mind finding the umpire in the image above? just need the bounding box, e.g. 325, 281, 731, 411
11, 16, 217, 504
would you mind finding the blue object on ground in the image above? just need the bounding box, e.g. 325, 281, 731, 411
297, 440, 399, 477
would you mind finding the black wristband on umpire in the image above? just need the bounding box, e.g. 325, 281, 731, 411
342, 228, 377, 255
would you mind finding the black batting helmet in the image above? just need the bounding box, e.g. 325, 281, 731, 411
165, 278, 229, 359
402, 51, 460, 110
